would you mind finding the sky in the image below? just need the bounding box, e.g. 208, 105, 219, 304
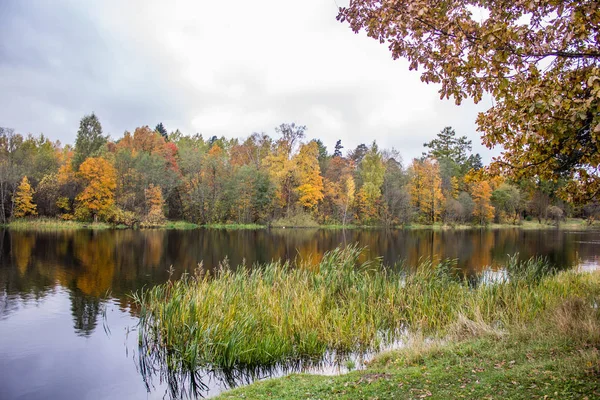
0, 0, 497, 163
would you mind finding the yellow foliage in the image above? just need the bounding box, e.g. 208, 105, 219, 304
409, 159, 445, 223
13, 176, 37, 218
471, 181, 495, 225
295, 142, 324, 210
142, 184, 166, 226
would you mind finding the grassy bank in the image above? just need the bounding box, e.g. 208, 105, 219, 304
134, 246, 599, 376
203, 223, 265, 230
218, 304, 600, 399
3, 217, 596, 231
3, 218, 116, 230
403, 218, 598, 230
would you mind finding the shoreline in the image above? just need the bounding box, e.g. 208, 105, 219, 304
2, 217, 598, 231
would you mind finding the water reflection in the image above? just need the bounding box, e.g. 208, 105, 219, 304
1, 228, 599, 330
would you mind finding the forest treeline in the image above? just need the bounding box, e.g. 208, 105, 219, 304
1, 115, 599, 227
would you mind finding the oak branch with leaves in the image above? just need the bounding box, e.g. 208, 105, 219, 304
338, 0, 600, 200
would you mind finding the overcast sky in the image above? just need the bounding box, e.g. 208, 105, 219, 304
0, 0, 497, 163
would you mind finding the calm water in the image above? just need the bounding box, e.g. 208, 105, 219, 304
1, 228, 599, 399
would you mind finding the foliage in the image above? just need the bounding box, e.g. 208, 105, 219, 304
338, 0, 600, 201
546, 205, 565, 225
491, 183, 523, 223
76, 157, 117, 221
295, 142, 324, 210
2, 116, 596, 227
13, 176, 37, 218
358, 142, 385, 222
409, 158, 445, 223
471, 181, 495, 225
141, 184, 166, 227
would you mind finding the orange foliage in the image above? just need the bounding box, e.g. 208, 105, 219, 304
76, 157, 117, 221
471, 181, 495, 225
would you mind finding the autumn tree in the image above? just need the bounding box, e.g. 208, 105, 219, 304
322, 156, 355, 223
264, 124, 305, 216
13, 176, 37, 218
142, 184, 166, 226
338, 0, 600, 200
295, 141, 324, 210
471, 181, 495, 225
76, 157, 117, 222
73, 114, 107, 171
409, 158, 445, 223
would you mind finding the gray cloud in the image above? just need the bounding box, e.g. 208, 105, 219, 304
0, 0, 497, 162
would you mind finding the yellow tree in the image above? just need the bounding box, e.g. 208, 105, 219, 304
76, 157, 117, 222
143, 184, 166, 226
13, 176, 37, 218
472, 181, 495, 225
409, 159, 445, 223
294, 141, 324, 210
263, 143, 296, 214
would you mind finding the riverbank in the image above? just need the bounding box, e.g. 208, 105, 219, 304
217, 307, 600, 399
2, 217, 598, 230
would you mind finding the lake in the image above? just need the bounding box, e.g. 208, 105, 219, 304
1, 227, 599, 399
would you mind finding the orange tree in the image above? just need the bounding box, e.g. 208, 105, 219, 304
338, 0, 600, 201
76, 157, 117, 222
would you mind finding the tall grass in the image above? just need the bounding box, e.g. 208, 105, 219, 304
133, 245, 599, 373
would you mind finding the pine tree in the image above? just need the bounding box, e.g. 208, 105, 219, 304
72, 114, 107, 171
13, 176, 37, 218
155, 123, 168, 139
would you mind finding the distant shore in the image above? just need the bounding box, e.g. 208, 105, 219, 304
2, 217, 598, 231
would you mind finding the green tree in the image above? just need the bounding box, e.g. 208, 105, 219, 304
73, 114, 107, 171
338, 0, 600, 200
359, 142, 385, 221
491, 184, 523, 224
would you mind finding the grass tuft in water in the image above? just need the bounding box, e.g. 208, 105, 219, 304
133, 245, 599, 373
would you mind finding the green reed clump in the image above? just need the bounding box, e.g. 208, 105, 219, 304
133, 245, 599, 372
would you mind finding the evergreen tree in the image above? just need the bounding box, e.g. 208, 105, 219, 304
155, 123, 168, 139
72, 114, 107, 171
333, 140, 344, 158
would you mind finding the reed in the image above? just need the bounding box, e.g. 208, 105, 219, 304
133, 245, 599, 372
